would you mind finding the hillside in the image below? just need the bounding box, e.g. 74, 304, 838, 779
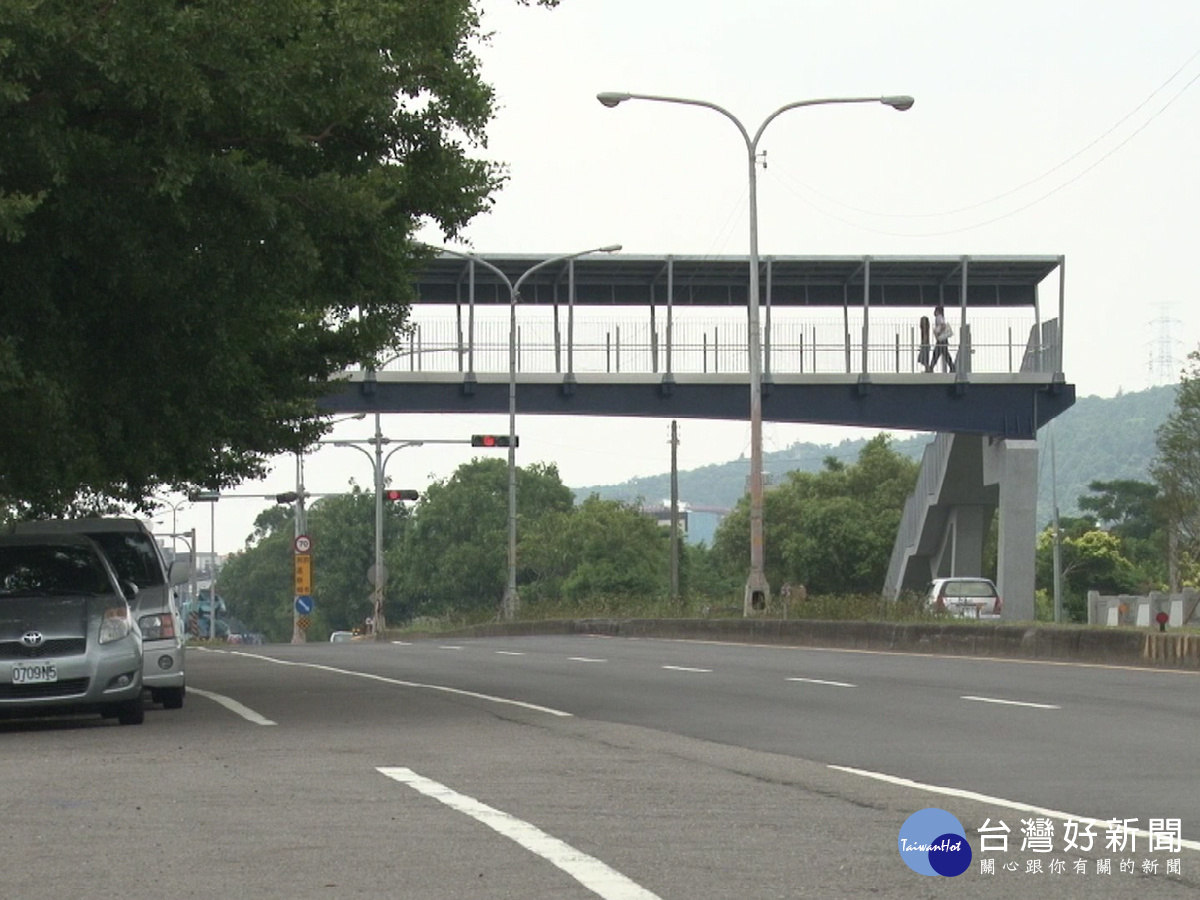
572, 384, 1179, 530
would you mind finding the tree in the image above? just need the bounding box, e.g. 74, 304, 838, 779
709, 434, 919, 595
1077, 479, 1160, 542
522, 496, 669, 606
308, 486, 410, 631
0, 0, 554, 514
216, 506, 296, 642
394, 458, 573, 619
1152, 349, 1200, 588
1035, 527, 1139, 622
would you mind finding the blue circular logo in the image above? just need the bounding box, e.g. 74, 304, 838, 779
898, 808, 972, 876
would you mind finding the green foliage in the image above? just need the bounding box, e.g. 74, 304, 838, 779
1153, 348, 1200, 573
394, 458, 573, 619
216, 512, 294, 641
216, 486, 409, 640
522, 495, 670, 605
708, 435, 918, 594
1035, 527, 1140, 622
0, 0, 513, 513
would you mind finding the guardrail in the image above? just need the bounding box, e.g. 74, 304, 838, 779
378, 313, 1054, 377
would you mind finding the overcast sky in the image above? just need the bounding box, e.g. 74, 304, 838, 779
164, 0, 1199, 557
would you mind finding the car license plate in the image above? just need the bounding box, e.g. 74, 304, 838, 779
12, 662, 57, 684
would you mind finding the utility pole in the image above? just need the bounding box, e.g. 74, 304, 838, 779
670, 420, 680, 605
293, 452, 307, 643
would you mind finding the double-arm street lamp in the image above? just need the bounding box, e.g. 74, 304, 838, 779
597, 90, 913, 615
323, 414, 430, 635
431, 244, 621, 619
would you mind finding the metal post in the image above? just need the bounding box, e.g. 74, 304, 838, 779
425, 246, 621, 620
505, 276, 519, 620
670, 420, 680, 605
187, 528, 197, 631
373, 412, 386, 633
1051, 419, 1063, 623
292, 452, 306, 643
209, 501, 216, 641
744, 137, 769, 614
597, 91, 913, 617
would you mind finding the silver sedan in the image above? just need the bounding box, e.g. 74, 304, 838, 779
0, 534, 144, 725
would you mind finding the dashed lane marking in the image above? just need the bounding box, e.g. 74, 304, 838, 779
378, 767, 663, 899
189, 687, 276, 726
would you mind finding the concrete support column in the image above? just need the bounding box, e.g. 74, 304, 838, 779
983, 438, 1039, 621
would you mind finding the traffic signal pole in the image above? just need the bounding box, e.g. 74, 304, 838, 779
321, 422, 475, 637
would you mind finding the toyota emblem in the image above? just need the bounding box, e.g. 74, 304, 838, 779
20, 631, 45, 648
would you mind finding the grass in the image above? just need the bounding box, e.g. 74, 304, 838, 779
388, 591, 965, 636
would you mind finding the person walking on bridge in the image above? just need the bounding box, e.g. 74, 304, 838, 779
929, 305, 955, 373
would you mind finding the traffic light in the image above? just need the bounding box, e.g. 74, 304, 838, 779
471, 434, 519, 448
274, 492, 299, 504
385, 489, 419, 502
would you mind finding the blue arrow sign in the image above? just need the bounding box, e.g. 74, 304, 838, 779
294, 595, 314, 616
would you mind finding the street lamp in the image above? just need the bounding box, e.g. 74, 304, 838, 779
598, 90, 913, 615
430, 244, 622, 619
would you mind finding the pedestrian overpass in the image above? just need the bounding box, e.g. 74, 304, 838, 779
320, 253, 1074, 618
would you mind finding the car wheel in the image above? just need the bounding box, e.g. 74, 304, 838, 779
159, 686, 185, 710
115, 699, 145, 726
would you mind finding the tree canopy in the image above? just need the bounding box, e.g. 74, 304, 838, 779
0, 0, 522, 513
710, 434, 919, 595
1152, 348, 1200, 583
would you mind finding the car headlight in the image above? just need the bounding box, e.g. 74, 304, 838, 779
139, 614, 176, 641
100, 607, 133, 644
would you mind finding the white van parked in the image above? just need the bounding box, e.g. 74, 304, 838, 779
13, 518, 189, 708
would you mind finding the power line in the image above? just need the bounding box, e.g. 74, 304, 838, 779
767, 49, 1200, 238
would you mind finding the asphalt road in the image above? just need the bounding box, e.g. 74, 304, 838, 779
3, 634, 1198, 900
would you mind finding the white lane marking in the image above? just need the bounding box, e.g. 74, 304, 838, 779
569, 657, 607, 663
495, 650, 526, 656
188, 687, 276, 726
378, 767, 663, 900
828, 763, 1200, 853
392, 641, 413, 646
439, 645, 464, 650
961, 695, 1060, 710
787, 677, 856, 688
225, 651, 572, 717
661, 665, 711, 673
656, 637, 1200, 676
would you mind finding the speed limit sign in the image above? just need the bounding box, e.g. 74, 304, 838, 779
294, 534, 312, 554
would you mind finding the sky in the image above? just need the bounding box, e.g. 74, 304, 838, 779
162, 0, 1200, 557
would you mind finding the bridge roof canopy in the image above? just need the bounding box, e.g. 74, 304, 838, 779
415, 253, 1062, 309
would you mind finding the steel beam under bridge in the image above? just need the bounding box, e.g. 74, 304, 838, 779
319, 372, 1073, 440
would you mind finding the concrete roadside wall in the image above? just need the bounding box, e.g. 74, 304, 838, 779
439, 618, 1200, 670
1088, 588, 1200, 628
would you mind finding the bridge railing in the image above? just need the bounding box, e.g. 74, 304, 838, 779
378, 311, 1056, 377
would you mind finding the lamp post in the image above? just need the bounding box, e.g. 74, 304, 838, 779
431, 244, 621, 619
323, 424, 469, 635
597, 90, 913, 615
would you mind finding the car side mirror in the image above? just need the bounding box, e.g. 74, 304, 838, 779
168, 559, 191, 586
120, 580, 140, 603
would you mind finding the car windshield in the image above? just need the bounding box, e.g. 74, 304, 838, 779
85, 531, 164, 588
943, 580, 997, 598
0, 545, 113, 596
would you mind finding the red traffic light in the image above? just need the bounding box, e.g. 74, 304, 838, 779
384, 489, 419, 502
471, 434, 518, 448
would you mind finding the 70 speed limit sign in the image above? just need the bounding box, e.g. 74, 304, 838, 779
294, 534, 312, 554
